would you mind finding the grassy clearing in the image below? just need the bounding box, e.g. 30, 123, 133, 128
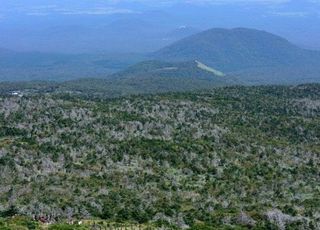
195, 60, 225, 77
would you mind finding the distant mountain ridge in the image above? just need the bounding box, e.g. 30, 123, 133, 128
0, 49, 145, 82
153, 28, 320, 84
165, 26, 200, 40
1, 27, 320, 86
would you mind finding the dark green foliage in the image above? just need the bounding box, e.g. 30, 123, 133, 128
0, 216, 39, 230
0, 126, 27, 137
48, 223, 84, 230
0, 206, 18, 218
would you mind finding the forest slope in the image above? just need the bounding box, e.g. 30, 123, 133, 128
0, 84, 319, 229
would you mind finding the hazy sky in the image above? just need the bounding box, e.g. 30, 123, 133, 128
0, 0, 319, 16
0, 0, 319, 24
0, 0, 319, 52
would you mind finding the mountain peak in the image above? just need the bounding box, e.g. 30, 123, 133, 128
154, 27, 306, 72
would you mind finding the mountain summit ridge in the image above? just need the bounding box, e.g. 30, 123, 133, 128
154, 27, 320, 71
152, 27, 320, 84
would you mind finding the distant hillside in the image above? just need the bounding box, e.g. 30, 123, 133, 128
0, 59, 236, 97
154, 28, 320, 84
0, 49, 145, 82
112, 60, 227, 80
2, 28, 320, 85
57, 60, 237, 97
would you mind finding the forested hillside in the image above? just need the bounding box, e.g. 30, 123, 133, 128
0, 84, 319, 229
154, 28, 320, 84
0, 59, 236, 98
0, 50, 145, 82
154, 28, 320, 71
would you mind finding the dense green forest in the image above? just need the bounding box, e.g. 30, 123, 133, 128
0, 84, 319, 229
